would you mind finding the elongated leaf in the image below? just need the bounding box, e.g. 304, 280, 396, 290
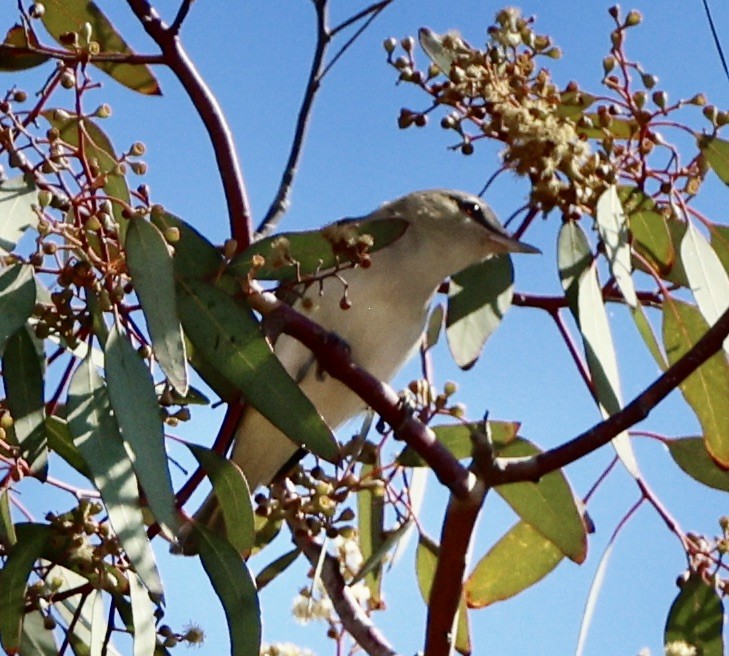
397, 420, 519, 466
357, 461, 385, 602
0, 25, 49, 71
255, 548, 301, 590
104, 326, 179, 538
187, 443, 255, 555
709, 224, 729, 273
0, 524, 51, 654
621, 186, 674, 278
3, 328, 48, 477
415, 534, 471, 655
0, 490, 16, 546
229, 218, 409, 281
67, 357, 163, 596
663, 298, 729, 467
425, 304, 444, 350
596, 186, 637, 307
495, 439, 586, 563
251, 513, 282, 555
667, 437, 729, 491
43, 111, 130, 233
680, 221, 729, 355
558, 221, 640, 478
0, 174, 37, 254
125, 217, 188, 394
176, 279, 338, 461
446, 256, 514, 369
631, 304, 668, 371
0, 263, 36, 353
129, 573, 157, 656
193, 525, 261, 656
40, 0, 160, 94
465, 520, 563, 608
350, 520, 412, 586
664, 219, 690, 287
698, 134, 729, 185
45, 415, 92, 478
20, 610, 58, 655
664, 574, 724, 656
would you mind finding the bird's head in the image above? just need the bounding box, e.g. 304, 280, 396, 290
377, 189, 540, 257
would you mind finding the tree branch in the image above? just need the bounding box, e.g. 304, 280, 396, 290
293, 527, 398, 656
489, 305, 729, 484
125, 0, 253, 248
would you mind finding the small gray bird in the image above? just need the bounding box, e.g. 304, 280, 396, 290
191, 189, 538, 540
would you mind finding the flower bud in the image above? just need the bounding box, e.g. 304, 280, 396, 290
383, 37, 397, 54
641, 73, 657, 89
602, 56, 616, 74
94, 104, 112, 118
688, 93, 707, 106
624, 10, 641, 26
652, 90, 668, 110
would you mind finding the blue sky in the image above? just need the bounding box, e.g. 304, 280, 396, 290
2, 1, 729, 655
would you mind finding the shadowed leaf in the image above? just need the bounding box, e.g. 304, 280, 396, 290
0, 25, 49, 71
667, 437, 729, 491
698, 134, 729, 185
0, 174, 37, 254
255, 549, 300, 590
0, 264, 36, 354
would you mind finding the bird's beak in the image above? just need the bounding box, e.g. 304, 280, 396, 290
491, 232, 541, 255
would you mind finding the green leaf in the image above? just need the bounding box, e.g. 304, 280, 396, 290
630, 304, 668, 371
0, 25, 49, 71
667, 437, 729, 491
0, 490, 16, 547
415, 534, 471, 655
350, 520, 412, 586
0, 523, 51, 654
465, 520, 563, 608
495, 438, 586, 563
19, 610, 58, 655
595, 185, 637, 307
176, 279, 338, 462
128, 573, 157, 656
229, 218, 409, 281
45, 415, 92, 478
67, 356, 163, 596
193, 525, 261, 656
187, 443, 255, 555
680, 221, 729, 355
43, 111, 130, 234
664, 574, 724, 656
3, 328, 48, 477
664, 218, 690, 287
357, 461, 385, 602
709, 224, 729, 274
125, 217, 188, 394
251, 513, 282, 555
0, 263, 36, 354
40, 0, 160, 95
446, 256, 515, 369
663, 298, 729, 468
424, 304, 443, 350
397, 420, 519, 466
0, 174, 37, 254
255, 548, 301, 590
621, 187, 674, 278
698, 134, 729, 185
104, 326, 179, 538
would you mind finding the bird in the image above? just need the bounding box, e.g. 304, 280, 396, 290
189, 189, 538, 543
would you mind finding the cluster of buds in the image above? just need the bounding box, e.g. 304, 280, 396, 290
402, 379, 465, 419
679, 518, 729, 596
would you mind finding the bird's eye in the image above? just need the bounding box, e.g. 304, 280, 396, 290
455, 199, 484, 222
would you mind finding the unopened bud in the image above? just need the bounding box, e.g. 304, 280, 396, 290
602, 56, 616, 74
383, 37, 397, 54
652, 90, 668, 110
624, 10, 641, 26
94, 104, 112, 118
641, 73, 657, 89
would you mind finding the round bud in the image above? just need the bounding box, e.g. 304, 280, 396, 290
13, 90, 27, 103
461, 141, 474, 155
641, 73, 657, 89
94, 104, 112, 119
383, 37, 397, 54
688, 93, 707, 106
130, 161, 147, 175
443, 381, 458, 396
545, 47, 561, 59
632, 91, 647, 109
703, 104, 719, 124
130, 142, 146, 157
624, 10, 642, 26
29, 3, 45, 18
602, 56, 616, 74
37, 189, 53, 207
401, 36, 415, 52
608, 5, 620, 20
652, 90, 668, 110
163, 226, 180, 243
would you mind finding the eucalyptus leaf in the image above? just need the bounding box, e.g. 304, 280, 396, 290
0, 175, 37, 254
129, 573, 157, 656
0, 263, 36, 354
667, 437, 729, 491
697, 134, 729, 186
255, 548, 301, 590
357, 461, 385, 602
0, 25, 49, 71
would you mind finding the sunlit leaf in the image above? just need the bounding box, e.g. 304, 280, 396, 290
415, 534, 471, 655
664, 574, 724, 656
621, 187, 674, 278
357, 461, 385, 602
0, 25, 49, 71
446, 256, 514, 369
680, 221, 729, 355
40, 0, 160, 94
0, 263, 36, 354
104, 326, 179, 539
229, 218, 409, 281
45, 415, 91, 478
697, 134, 729, 185
663, 298, 729, 468
255, 548, 301, 590
19, 610, 58, 655
125, 217, 188, 394
0, 174, 37, 254
0, 524, 51, 654
129, 573, 157, 656
251, 513, 282, 555
556, 90, 597, 119
595, 185, 637, 307
67, 356, 163, 596
177, 279, 338, 462
3, 328, 48, 477
419, 27, 459, 75
397, 420, 519, 466
193, 525, 261, 656
350, 520, 412, 586
187, 443, 255, 555
495, 439, 586, 563
465, 520, 563, 608
667, 437, 729, 491
0, 490, 16, 547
